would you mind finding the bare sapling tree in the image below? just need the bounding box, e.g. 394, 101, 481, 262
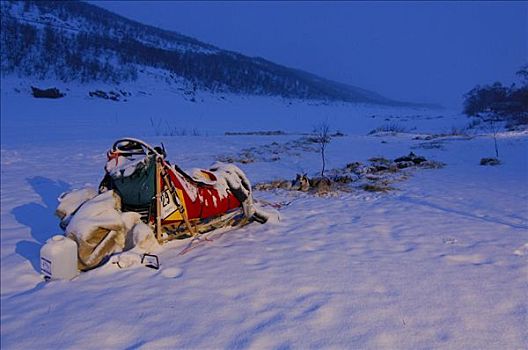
313, 121, 331, 178
490, 115, 499, 158
479, 112, 500, 158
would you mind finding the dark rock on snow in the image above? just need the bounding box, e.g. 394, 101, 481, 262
394, 152, 427, 164
480, 157, 501, 166
31, 86, 65, 98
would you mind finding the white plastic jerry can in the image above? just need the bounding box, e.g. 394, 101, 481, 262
40, 235, 79, 280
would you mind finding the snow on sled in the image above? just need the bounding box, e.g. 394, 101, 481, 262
56, 138, 272, 271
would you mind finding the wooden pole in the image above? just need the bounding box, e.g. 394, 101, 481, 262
180, 196, 197, 237
155, 158, 162, 242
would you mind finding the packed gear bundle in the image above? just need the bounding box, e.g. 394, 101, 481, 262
56, 138, 270, 271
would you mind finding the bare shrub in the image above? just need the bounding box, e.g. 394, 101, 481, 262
368, 124, 406, 135
150, 117, 202, 136
312, 122, 331, 178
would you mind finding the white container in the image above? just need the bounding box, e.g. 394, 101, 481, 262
40, 235, 79, 280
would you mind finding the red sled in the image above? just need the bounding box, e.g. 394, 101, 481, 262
99, 138, 268, 242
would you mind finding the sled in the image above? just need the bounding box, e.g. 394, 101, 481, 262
99, 138, 265, 243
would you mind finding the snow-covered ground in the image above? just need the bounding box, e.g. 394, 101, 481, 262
1, 77, 527, 349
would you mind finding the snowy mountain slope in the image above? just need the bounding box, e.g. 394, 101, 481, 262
0, 0, 422, 106
1, 80, 527, 348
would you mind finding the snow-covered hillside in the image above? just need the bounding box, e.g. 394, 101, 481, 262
0, 0, 417, 105
1, 75, 527, 349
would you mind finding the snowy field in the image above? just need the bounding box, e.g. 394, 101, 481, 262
1, 78, 527, 349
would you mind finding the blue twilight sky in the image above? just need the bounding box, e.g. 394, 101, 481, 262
90, 1, 527, 108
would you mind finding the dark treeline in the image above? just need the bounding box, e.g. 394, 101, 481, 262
463, 66, 528, 128
1, 16, 136, 82
0, 0, 394, 104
